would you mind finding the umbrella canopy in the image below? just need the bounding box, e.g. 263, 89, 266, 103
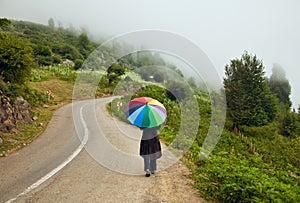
125, 97, 167, 128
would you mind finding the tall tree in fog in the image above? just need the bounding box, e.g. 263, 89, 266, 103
224, 52, 277, 129
48, 18, 55, 29
268, 64, 292, 107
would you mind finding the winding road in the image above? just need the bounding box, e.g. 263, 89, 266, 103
0, 98, 203, 203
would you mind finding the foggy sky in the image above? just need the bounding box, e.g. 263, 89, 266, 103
1, 0, 300, 108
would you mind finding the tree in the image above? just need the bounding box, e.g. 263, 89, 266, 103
223, 51, 277, 128
58, 44, 82, 60
187, 77, 197, 89
106, 63, 125, 85
0, 18, 11, 29
77, 33, 93, 58
0, 33, 36, 84
268, 64, 292, 107
153, 72, 164, 83
165, 80, 190, 102
48, 18, 55, 29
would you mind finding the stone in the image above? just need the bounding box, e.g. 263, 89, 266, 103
61, 59, 74, 67
0, 93, 16, 132
0, 93, 32, 133
13, 97, 32, 124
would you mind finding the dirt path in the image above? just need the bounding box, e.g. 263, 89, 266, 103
1, 98, 204, 203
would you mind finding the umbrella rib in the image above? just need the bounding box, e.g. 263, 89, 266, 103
127, 106, 145, 126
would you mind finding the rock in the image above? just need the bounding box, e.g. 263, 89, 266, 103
13, 97, 32, 124
39, 123, 44, 127
43, 104, 50, 108
61, 59, 74, 67
0, 93, 32, 133
0, 93, 16, 132
32, 116, 38, 121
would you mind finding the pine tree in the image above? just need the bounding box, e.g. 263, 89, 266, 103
223, 51, 277, 129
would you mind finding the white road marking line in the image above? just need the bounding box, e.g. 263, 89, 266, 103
6, 105, 89, 203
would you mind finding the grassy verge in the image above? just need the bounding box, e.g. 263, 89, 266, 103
0, 70, 75, 157
0, 106, 55, 156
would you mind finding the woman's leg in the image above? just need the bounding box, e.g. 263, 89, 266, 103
143, 155, 150, 171
150, 158, 157, 173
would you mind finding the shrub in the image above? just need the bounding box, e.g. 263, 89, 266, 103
240, 124, 277, 139
0, 33, 36, 84
1, 83, 47, 106
192, 153, 300, 202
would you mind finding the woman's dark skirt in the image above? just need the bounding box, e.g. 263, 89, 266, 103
139, 136, 162, 160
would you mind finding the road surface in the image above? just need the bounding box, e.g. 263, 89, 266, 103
0, 98, 203, 203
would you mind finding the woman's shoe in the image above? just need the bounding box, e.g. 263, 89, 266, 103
145, 170, 151, 177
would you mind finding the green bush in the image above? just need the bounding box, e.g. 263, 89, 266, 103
74, 59, 83, 70
240, 124, 277, 139
0, 33, 36, 84
36, 55, 53, 66
0, 83, 47, 106
192, 153, 300, 203
240, 124, 300, 168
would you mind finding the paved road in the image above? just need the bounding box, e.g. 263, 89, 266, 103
0, 98, 203, 203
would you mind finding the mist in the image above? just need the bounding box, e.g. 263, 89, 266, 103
1, 0, 300, 107
270, 63, 288, 82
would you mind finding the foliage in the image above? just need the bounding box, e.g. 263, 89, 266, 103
0, 33, 36, 84
0, 80, 47, 106
280, 111, 300, 137
0, 18, 12, 29
224, 51, 277, 128
268, 64, 292, 107
41, 66, 77, 82
77, 33, 93, 58
124, 51, 166, 68
107, 63, 126, 85
165, 80, 190, 102
192, 152, 300, 203
74, 59, 84, 70
57, 44, 83, 60
6, 19, 98, 66
47, 18, 55, 29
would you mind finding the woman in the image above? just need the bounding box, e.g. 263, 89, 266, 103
140, 126, 162, 177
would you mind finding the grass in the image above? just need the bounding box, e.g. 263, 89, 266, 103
0, 71, 75, 157
0, 106, 54, 156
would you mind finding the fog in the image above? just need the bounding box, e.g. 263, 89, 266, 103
1, 0, 300, 108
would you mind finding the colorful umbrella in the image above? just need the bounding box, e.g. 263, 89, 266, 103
125, 97, 167, 128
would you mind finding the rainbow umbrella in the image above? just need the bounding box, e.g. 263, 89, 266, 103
125, 97, 167, 128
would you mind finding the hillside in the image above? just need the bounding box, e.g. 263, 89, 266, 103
0, 18, 97, 155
